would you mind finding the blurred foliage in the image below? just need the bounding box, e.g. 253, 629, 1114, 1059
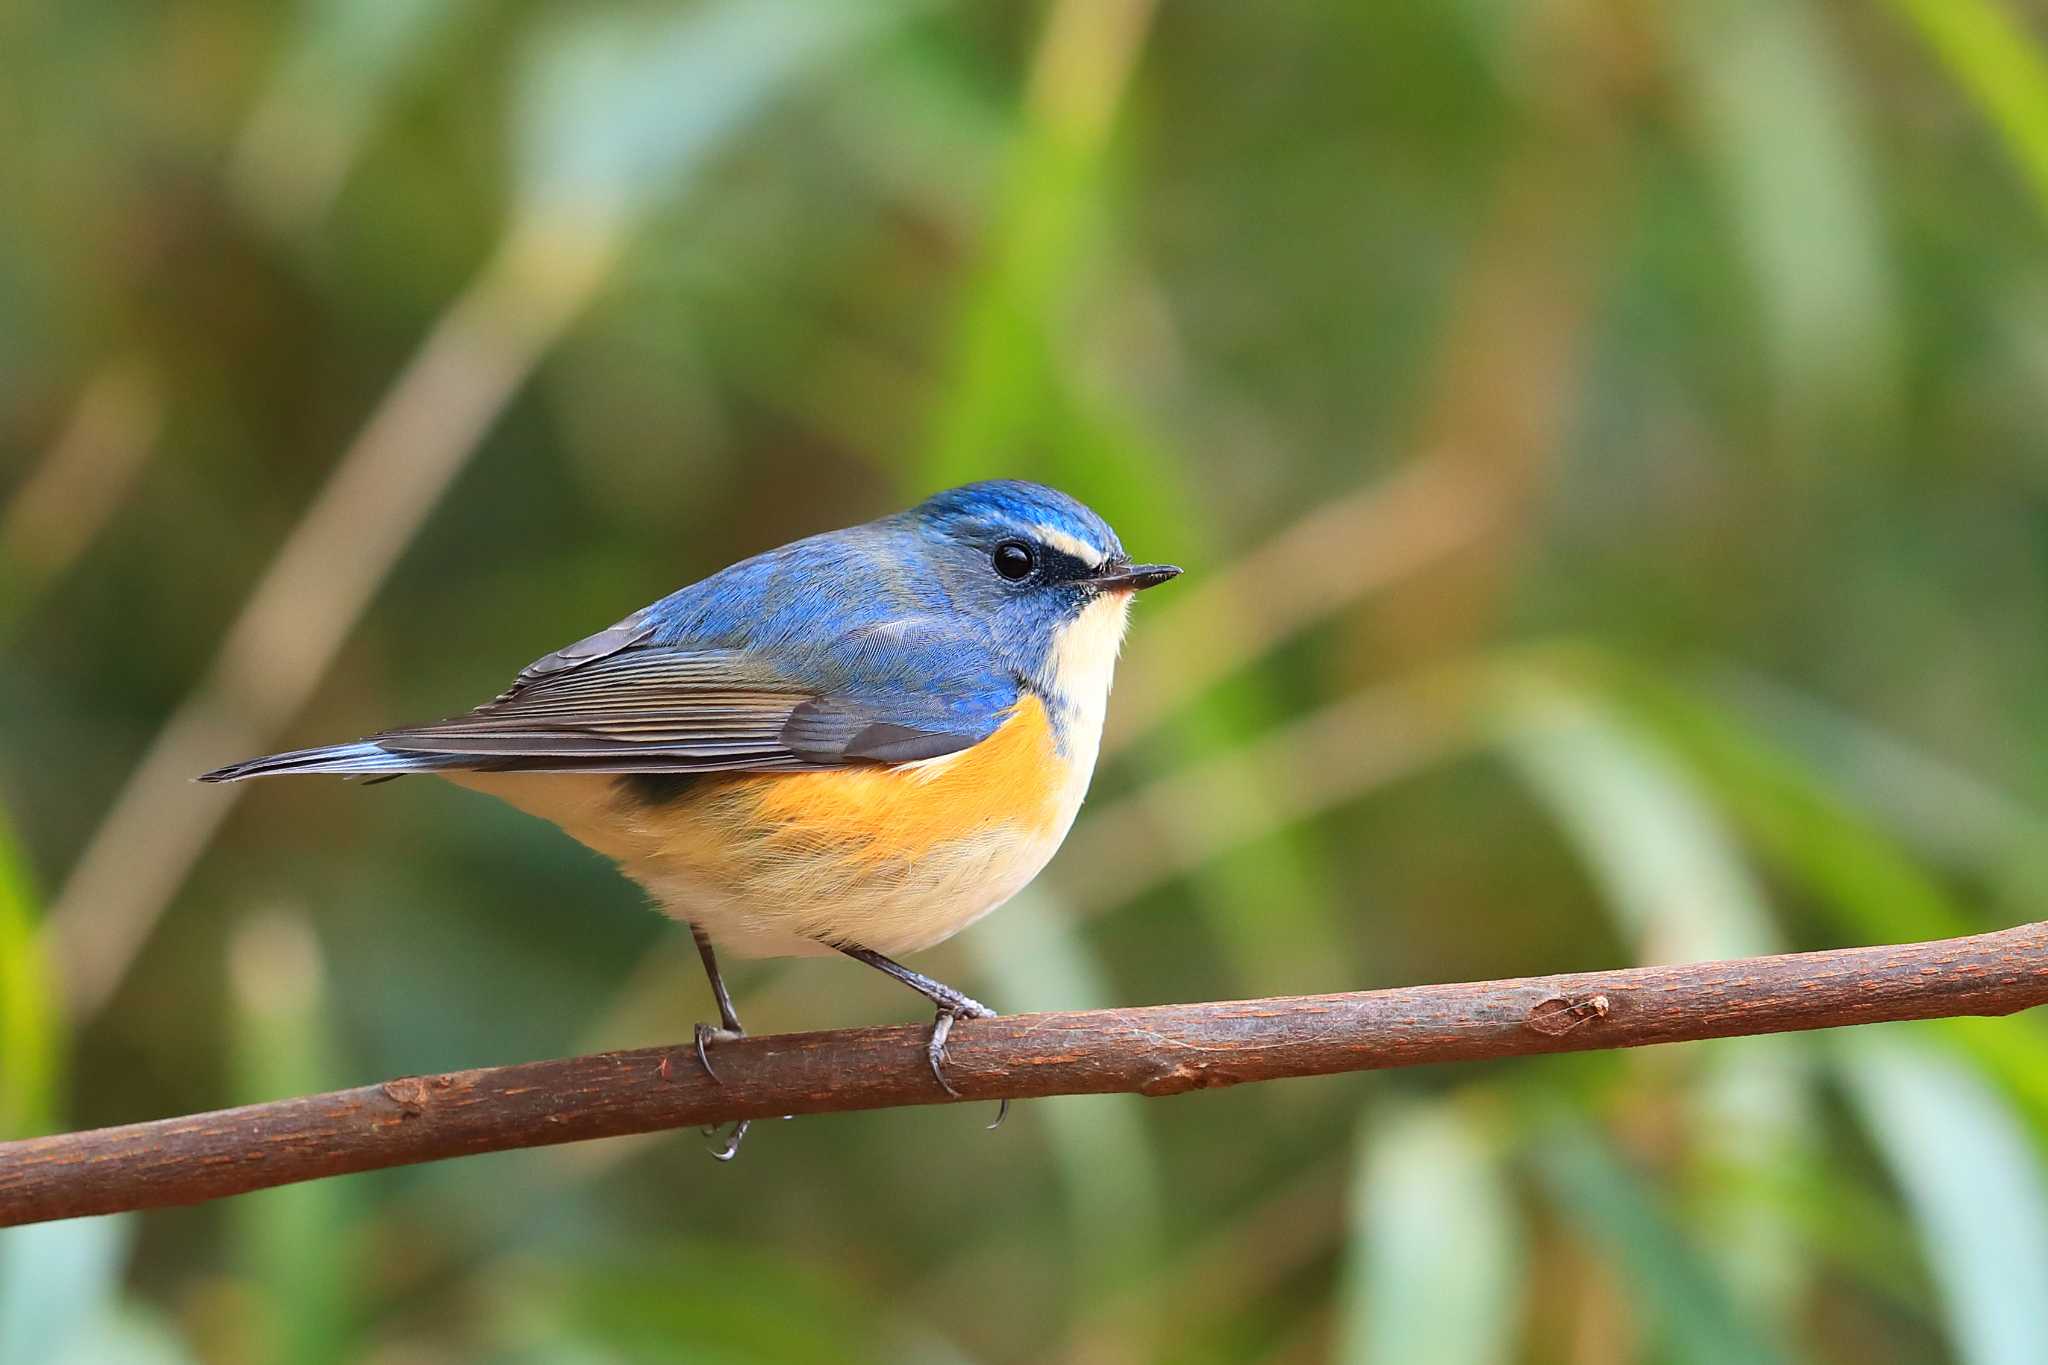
6, 0, 2048, 1361
0, 806, 60, 1139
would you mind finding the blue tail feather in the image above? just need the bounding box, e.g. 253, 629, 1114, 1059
197, 742, 466, 783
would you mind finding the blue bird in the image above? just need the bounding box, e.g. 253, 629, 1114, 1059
202, 480, 1179, 1153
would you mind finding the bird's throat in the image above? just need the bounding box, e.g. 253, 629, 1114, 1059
1041, 590, 1132, 761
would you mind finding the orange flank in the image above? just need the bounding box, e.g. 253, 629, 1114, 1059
738, 696, 1066, 862
453, 694, 1093, 957
568, 694, 1093, 957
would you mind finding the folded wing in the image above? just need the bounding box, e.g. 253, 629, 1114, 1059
202, 632, 1010, 782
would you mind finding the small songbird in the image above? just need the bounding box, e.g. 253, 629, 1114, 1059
202, 480, 1179, 1152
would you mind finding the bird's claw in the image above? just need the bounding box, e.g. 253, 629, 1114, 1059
694, 1022, 743, 1083
925, 997, 995, 1099
704, 1119, 750, 1161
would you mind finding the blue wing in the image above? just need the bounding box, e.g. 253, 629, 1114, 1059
199, 526, 1021, 782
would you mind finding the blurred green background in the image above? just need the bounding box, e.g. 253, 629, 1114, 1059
7, 0, 2048, 1360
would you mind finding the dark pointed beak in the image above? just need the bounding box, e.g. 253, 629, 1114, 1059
1084, 559, 1183, 592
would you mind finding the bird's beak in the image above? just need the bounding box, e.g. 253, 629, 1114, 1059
1084, 559, 1183, 592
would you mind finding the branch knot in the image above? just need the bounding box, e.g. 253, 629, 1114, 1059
1526, 992, 1611, 1037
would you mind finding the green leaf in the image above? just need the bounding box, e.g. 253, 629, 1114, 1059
1839, 1033, 2048, 1365
965, 890, 1165, 1321
229, 911, 359, 1365
514, 0, 899, 228
534, 1244, 905, 1365
1886, 0, 2048, 220
1568, 650, 1972, 945
905, 0, 1346, 996
49, 1311, 199, 1365
231, 0, 477, 230
1720, 669, 2038, 873
1561, 653, 2048, 1136
1496, 680, 1780, 961
1664, 0, 1901, 433
1530, 1118, 1791, 1365
0, 804, 59, 1138
0, 1218, 133, 1365
1497, 679, 1817, 1319
1338, 1102, 1524, 1365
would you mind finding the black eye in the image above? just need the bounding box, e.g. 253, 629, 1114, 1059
992, 540, 1036, 580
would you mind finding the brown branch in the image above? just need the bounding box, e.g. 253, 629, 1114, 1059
5, 923, 2045, 1227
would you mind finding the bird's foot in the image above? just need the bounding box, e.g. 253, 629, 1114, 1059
693, 1021, 750, 1160
829, 943, 1009, 1130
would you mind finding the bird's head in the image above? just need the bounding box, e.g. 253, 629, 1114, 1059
899, 480, 1181, 714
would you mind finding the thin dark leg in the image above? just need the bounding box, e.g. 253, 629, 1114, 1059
693, 924, 744, 1035
836, 944, 999, 1114
689, 923, 749, 1160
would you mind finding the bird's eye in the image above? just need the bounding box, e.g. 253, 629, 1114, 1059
992, 540, 1037, 580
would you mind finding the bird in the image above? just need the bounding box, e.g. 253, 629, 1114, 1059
200, 480, 1180, 1156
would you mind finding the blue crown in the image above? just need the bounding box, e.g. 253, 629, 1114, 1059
908, 480, 1125, 562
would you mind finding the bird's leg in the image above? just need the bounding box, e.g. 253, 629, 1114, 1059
688, 923, 749, 1161
691, 923, 746, 1073
835, 944, 1001, 1121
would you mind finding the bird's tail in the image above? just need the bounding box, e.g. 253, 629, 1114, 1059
197, 741, 471, 783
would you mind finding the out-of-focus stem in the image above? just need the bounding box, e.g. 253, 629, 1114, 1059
1064, 665, 1480, 914
1024, 0, 1156, 145
1104, 462, 1503, 753
43, 215, 619, 1021
0, 360, 162, 638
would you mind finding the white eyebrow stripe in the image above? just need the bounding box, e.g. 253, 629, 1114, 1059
1032, 524, 1106, 567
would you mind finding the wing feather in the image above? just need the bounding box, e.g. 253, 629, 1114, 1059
367, 644, 997, 774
